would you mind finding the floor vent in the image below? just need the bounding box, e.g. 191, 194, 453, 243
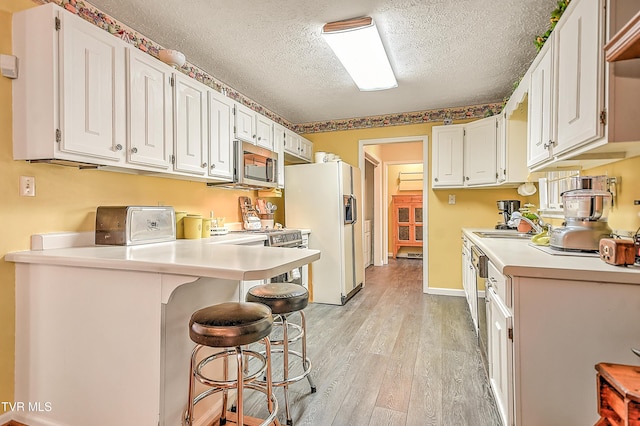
397, 252, 423, 259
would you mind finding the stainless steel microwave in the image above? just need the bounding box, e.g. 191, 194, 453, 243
234, 140, 278, 189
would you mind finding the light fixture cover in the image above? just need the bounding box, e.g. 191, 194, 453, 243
322, 17, 397, 91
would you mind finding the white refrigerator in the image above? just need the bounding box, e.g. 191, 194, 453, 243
285, 161, 364, 305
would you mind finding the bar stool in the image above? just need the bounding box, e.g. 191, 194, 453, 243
185, 302, 278, 426
246, 283, 315, 426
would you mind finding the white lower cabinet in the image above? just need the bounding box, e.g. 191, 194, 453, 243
173, 73, 208, 175
486, 283, 513, 426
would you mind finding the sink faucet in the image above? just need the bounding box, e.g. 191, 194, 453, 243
509, 212, 547, 234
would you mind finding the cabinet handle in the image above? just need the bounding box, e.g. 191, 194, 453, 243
210, 164, 216, 169
257, 136, 262, 141
252, 134, 256, 139
434, 178, 439, 182
131, 147, 138, 154
115, 144, 123, 151
201, 162, 208, 168
465, 176, 470, 181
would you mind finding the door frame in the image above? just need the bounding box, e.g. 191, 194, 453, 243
358, 135, 430, 293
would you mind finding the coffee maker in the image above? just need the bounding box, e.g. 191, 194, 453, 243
549, 175, 613, 251
496, 200, 521, 229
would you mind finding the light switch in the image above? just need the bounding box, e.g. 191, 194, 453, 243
20, 176, 35, 197
448, 194, 456, 205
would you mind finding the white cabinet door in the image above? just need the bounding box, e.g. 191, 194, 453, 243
487, 286, 514, 426
554, 0, 604, 155
273, 123, 286, 188
283, 130, 300, 156
173, 73, 207, 175
234, 103, 255, 144
207, 90, 233, 180
497, 114, 507, 183
299, 137, 313, 161
527, 35, 555, 168
60, 9, 126, 162
255, 114, 274, 150
127, 48, 172, 169
464, 117, 497, 186
432, 125, 464, 187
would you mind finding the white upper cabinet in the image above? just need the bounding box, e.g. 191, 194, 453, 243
283, 129, 312, 163
127, 47, 173, 169
255, 114, 274, 151
273, 123, 286, 188
432, 125, 464, 187
554, 0, 604, 155
12, 3, 126, 165
298, 137, 313, 162
525, 0, 640, 171
527, 34, 555, 168
173, 73, 207, 175
464, 117, 498, 186
234, 103, 256, 144
207, 90, 234, 180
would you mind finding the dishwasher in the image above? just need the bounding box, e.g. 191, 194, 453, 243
471, 244, 489, 374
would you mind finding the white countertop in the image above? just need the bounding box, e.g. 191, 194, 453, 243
6, 233, 320, 281
463, 228, 640, 284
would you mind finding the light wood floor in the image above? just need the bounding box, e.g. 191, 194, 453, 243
245, 258, 502, 426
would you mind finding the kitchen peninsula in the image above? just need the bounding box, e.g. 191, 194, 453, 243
5, 233, 320, 426
462, 229, 640, 425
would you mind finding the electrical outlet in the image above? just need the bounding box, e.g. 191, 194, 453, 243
448, 194, 456, 205
19, 176, 35, 197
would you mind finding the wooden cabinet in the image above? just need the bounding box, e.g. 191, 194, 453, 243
527, 33, 555, 168
127, 47, 172, 170
595, 362, 640, 426
207, 89, 234, 180
464, 116, 498, 186
432, 125, 464, 187
12, 3, 127, 165
173, 73, 207, 175
391, 195, 423, 258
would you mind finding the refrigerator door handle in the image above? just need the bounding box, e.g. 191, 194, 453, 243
350, 195, 357, 225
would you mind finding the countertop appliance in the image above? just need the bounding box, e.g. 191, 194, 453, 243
95, 206, 175, 246
495, 200, 520, 229
284, 161, 364, 305
549, 175, 613, 252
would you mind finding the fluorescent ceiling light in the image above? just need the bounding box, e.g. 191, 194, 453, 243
322, 17, 397, 91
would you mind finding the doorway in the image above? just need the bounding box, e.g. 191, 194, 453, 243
358, 135, 429, 293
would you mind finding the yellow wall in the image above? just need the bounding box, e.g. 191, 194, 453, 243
583, 156, 640, 233
304, 122, 537, 290
0, 5, 285, 409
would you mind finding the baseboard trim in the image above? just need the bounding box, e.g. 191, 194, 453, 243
424, 287, 465, 297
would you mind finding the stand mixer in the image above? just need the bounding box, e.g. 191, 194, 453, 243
549, 176, 613, 252
496, 200, 521, 229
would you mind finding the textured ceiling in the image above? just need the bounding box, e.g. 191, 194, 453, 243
86, 0, 557, 124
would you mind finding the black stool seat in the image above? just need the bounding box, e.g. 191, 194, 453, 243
189, 302, 273, 347
246, 283, 309, 314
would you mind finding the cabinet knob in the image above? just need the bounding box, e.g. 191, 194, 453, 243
131, 147, 138, 154
465, 176, 470, 181
210, 164, 216, 169
201, 162, 208, 168
257, 136, 262, 141
434, 178, 439, 182
115, 144, 123, 151
252, 134, 256, 139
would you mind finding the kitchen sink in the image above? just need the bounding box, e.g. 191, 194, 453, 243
473, 231, 532, 239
